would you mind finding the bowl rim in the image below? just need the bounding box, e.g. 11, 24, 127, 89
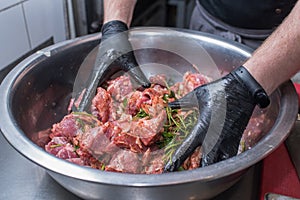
0, 27, 298, 187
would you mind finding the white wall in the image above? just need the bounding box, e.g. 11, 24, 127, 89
0, 4, 31, 70
0, 0, 67, 70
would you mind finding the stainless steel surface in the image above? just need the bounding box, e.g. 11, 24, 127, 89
0, 133, 80, 200
285, 117, 300, 179
0, 27, 298, 200
265, 193, 300, 200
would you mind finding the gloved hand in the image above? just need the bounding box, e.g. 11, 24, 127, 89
75, 20, 150, 112
164, 66, 270, 172
99, 20, 150, 88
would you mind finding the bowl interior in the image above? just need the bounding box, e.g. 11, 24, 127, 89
10, 29, 279, 146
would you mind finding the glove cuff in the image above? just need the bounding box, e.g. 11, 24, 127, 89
231, 66, 270, 108
101, 20, 129, 41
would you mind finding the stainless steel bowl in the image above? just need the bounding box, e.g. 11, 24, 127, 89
0, 27, 298, 200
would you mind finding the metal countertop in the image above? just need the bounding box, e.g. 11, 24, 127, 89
0, 132, 80, 200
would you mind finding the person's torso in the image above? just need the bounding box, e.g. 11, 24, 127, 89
198, 0, 297, 29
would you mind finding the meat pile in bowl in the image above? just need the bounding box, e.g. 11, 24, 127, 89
41, 71, 268, 174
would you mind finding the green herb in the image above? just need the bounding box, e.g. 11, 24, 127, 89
75, 117, 86, 131
169, 90, 175, 98
135, 108, 149, 119
123, 98, 128, 107
50, 144, 63, 148
177, 166, 185, 171
163, 90, 176, 102
157, 129, 175, 148
159, 106, 198, 165
240, 140, 246, 152
74, 145, 80, 151
163, 94, 168, 101
72, 111, 98, 119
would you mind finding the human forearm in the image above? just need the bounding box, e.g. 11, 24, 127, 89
103, 0, 137, 26
243, 1, 300, 94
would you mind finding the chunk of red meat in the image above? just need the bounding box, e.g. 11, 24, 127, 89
91, 87, 112, 123
143, 149, 165, 174
67, 158, 85, 166
126, 87, 166, 116
113, 131, 145, 153
56, 143, 78, 159
126, 90, 149, 115
144, 158, 164, 174
112, 109, 166, 152
142, 102, 165, 118
105, 150, 141, 173
183, 146, 202, 170
107, 75, 133, 102
80, 126, 120, 160
34, 128, 51, 147
149, 74, 167, 87
183, 72, 210, 90
74, 147, 103, 168
170, 72, 210, 98
51, 115, 78, 138
45, 137, 78, 159
51, 112, 101, 138
130, 109, 167, 146
151, 84, 169, 96
45, 136, 69, 155
141, 87, 166, 108
107, 114, 132, 139
240, 113, 268, 151
68, 89, 86, 113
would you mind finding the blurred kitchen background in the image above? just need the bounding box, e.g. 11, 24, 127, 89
0, 0, 195, 80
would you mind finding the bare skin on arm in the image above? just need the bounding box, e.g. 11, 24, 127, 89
244, 0, 300, 95
103, 0, 137, 26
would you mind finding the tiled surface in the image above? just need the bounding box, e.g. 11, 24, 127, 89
22, 0, 52, 49
0, 0, 66, 71
0, 5, 30, 70
0, 0, 20, 10
45, 0, 66, 43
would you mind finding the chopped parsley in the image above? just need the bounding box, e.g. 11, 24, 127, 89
134, 108, 149, 119
123, 98, 128, 107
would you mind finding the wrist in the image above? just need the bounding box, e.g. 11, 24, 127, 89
101, 20, 129, 41
231, 66, 270, 108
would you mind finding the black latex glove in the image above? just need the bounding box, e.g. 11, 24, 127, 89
100, 20, 150, 88
164, 66, 270, 172
76, 20, 150, 112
